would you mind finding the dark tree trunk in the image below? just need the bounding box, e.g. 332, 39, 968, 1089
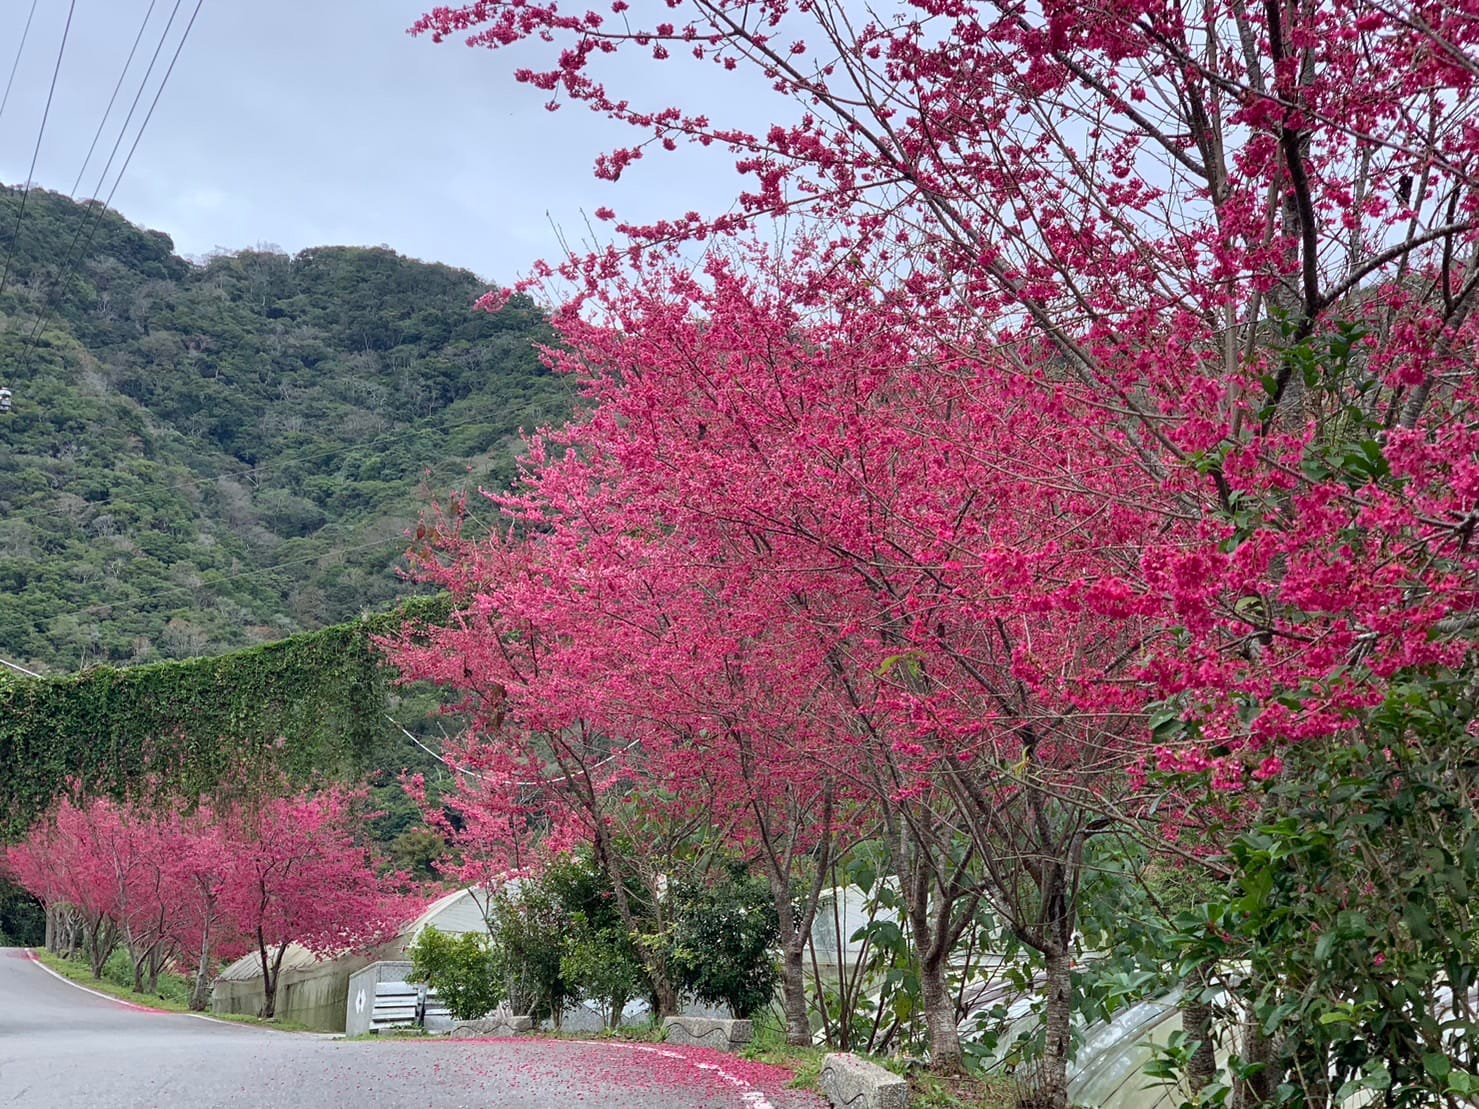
258, 936, 287, 1019
651, 972, 680, 1019
1182, 965, 1217, 1091
780, 944, 810, 1046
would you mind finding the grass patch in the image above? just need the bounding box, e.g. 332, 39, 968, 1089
738, 1018, 1017, 1106
740, 1018, 826, 1090
29, 948, 314, 1032
880, 1060, 1019, 1109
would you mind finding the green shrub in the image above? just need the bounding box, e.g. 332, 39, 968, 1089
406, 925, 503, 1021
489, 881, 572, 1025
671, 862, 780, 1019
562, 927, 645, 1029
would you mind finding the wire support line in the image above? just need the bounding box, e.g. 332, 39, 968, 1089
15, 0, 195, 365
0, 0, 40, 126
68, 0, 160, 200
0, 0, 78, 302
0, 655, 43, 679
0, 405, 513, 533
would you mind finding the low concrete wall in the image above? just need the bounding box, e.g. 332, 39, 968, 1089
662, 1016, 753, 1053
451, 1015, 534, 1038
211, 953, 374, 1032
345, 961, 414, 1038
820, 1053, 908, 1109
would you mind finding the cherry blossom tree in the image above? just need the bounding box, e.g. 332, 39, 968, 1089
219, 787, 405, 1019
406, 0, 1479, 1097
160, 807, 245, 1011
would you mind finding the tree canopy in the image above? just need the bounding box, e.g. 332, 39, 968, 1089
0, 183, 568, 672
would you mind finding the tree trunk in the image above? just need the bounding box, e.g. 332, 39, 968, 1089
607, 989, 629, 1030
44, 903, 56, 953
1231, 1008, 1275, 1109
651, 971, 680, 1018
780, 943, 810, 1046
920, 953, 964, 1074
87, 919, 115, 979
258, 936, 287, 1019
62, 910, 80, 959
1181, 964, 1217, 1092
1030, 948, 1073, 1109
190, 927, 213, 1012
145, 945, 164, 994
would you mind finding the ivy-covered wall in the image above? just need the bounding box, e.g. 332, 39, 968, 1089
0, 594, 449, 837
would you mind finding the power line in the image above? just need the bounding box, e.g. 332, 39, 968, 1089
16, 0, 192, 367
89, 0, 204, 218
0, 0, 40, 127
0, 404, 507, 532
0, 0, 77, 302
68, 0, 160, 199
0, 655, 42, 679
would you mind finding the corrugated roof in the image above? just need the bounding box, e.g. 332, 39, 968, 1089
215, 886, 495, 984
216, 943, 324, 982
402, 886, 491, 940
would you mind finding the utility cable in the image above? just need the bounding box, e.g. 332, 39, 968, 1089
0, 655, 43, 679
0, 0, 78, 302
68, 0, 160, 199
0, 0, 40, 127
15, 0, 191, 364
0, 405, 511, 531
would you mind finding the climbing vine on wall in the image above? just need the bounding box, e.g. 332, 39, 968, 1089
0, 594, 450, 837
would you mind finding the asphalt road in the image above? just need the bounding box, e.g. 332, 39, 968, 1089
0, 949, 826, 1108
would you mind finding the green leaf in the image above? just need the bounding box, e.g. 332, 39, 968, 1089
1424, 1053, 1452, 1079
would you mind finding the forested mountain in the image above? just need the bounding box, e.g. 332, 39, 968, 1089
0, 184, 569, 672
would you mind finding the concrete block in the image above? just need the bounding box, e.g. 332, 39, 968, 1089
820, 1052, 909, 1109
450, 1014, 535, 1038
661, 1015, 754, 1052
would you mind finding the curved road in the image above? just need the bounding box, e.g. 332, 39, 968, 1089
0, 949, 825, 1108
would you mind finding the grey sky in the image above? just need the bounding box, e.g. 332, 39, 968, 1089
0, 0, 748, 283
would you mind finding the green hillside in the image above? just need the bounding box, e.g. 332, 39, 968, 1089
0, 183, 569, 672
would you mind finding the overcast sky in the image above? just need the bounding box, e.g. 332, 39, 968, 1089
0, 0, 748, 284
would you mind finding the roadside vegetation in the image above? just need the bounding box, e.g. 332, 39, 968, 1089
30, 947, 313, 1031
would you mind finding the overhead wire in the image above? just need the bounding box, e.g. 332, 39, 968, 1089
0, 655, 43, 679
15, 0, 195, 369
0, 404, 517, 532
0, 0, 40, 127
0, 0, 548, 652
0, 0, 78, 302
67, 0, 160, 200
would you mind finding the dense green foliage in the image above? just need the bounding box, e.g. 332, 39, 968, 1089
0, 594, 449, 837
670, 862, 780, 1019
0, 183, 568, 673
546, 852, 646, 1028
1152, 672, 1479, 1105
0, 880, 44, 946
408, 925, 506, 1022
489, 880, 574, 1025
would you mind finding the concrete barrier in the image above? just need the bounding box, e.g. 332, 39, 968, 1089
819, 1052, 909, 1109
450, 1014, 535, 1038
661, 1015, 753, 1052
